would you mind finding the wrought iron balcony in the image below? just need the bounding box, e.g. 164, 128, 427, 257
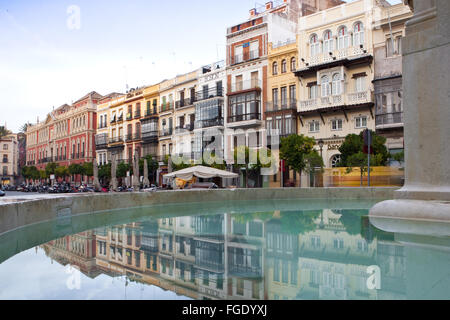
108, 137, 124, 144
265, 99, 297, 113
159, 128, 173, 137
376, 112, 404, 128
229, 80, 261, 94
195, 87, 224, 102
195, 118, 224, 129
160, 102, 174, 113
231, 50, 260, 65
134, 111, 141, 119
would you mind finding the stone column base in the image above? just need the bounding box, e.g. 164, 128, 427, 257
370, 199, 450, 227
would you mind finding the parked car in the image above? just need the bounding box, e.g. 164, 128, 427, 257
0, 190, 5, 197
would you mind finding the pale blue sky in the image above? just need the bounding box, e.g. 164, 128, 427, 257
0, 0, 401, 132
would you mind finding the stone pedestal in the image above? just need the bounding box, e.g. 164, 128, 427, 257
371, 0, 450, 221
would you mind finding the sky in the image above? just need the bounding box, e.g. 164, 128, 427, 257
0, 0, 402, 133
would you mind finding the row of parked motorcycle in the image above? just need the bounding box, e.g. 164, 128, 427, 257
0, 183, 159, 195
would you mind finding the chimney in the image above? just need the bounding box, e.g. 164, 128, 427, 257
266, 1, 273, 10
249, 8, 257, 17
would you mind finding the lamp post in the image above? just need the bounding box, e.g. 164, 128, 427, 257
318, 139, 324, 158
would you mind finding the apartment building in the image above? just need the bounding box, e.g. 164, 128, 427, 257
295, 0, 393, 168
141, 84, 160, 159
193, 61, 227, 163
26, 91, 103, 176
372, 3, 412, 159
95, 93, 124, 165
0, 134, 19, 185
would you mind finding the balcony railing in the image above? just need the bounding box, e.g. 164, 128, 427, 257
144, 108, 158, 117
125, 133, 141, 142
134, 111, 141, 119
109, 137, 124, 144
195, 118, 224, 129
160, 103, 174, 113
159, 128, 173, 137
298, 91, 372, 112
126, 113, 132, 121
265, 99, 297, 112
376, 112, 404, 127
195, 87, 224, 101
229, 80, 262, 94
305, 45, 368, 67
228, 112, 261, 123
175, 98, 196, 109
232, 50, 260, 65
142, 131, 159, 142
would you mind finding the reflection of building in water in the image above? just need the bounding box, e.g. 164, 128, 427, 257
42, 209, 407, 300
227, 214, 265, 300
41, 230, 101, 278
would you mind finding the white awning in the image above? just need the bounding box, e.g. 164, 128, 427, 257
164, 165, 238, 180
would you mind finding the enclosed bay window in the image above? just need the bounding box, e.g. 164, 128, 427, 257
332, 73, 342, 95
355, 75, 366, 92
308, 83, 318, 99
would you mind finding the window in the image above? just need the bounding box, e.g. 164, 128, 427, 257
353, 22, 364, 47
337, 26, 350, 50
331, 154, 341, 167
289, 85, 296, 103
386, 36, 403, 57
309, 83, 318, 99
331, 119, 343, 131
355, 76, 366, 93
281, 59, 287, 73
332, 73, 342, 95
234, 45, 243, 63
355, 116, 367, 129
272, 88, 279, 107
309, 121, 320, 133
321, 75, 331, 97
333, 238, 344, 249
290, 57, 296, 71
310, 34, 320, 56
280, 87, 287, 107
272, 62, 278, 75
323, 30, 334, 53
2, 144, 7, 150
266, 117, 273, 135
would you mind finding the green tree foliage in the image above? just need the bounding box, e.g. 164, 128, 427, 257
82, 162, 93, 177
338, 131, 389, 167
117, 162, 131, 178
55, 166, 69, 179
0, 126, 12, 139
45, 162, 58, 176
21, 166, 39, 181
98, 163, 111, 179
278, 210, 322, 235
139, 155, 159, 174
233, 146, 273, 188
279, 134, 316, 175
39, 170, 48, 180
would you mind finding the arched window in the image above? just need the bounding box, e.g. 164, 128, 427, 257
310, 34, 320, 56
272, 62, 278, 75
332, 73, 342, 95
290, 57, 296, 71
337, 26, 350, 50
323, 30, 334, 53
353, 22, 364, 47
331, 154, 341, 168
281, 59, 287, 73
321, 75, 331, 97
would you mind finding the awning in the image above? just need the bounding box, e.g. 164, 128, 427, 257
163, 165, 238, 180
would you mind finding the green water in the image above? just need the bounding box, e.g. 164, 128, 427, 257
0, 199, 449, 300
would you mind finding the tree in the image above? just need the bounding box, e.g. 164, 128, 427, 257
117, 162, 131, 180
233, 146, 273, 188
0, 126, 12, 139
392, 150, 405, 169
338, 131, 389, 186
68, 164, 83, 183
82, 162, 93, 183
39, 170, 49, 182
19, 122, 32, 134
304, 150, 324, 187
279, 134, 316, 185
45, 162, 58, 177
338, 131, 389, 167
55, 166, 70, 181
98, 163, 111, 184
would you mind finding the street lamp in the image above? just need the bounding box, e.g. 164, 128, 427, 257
318, 139, 324, 158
